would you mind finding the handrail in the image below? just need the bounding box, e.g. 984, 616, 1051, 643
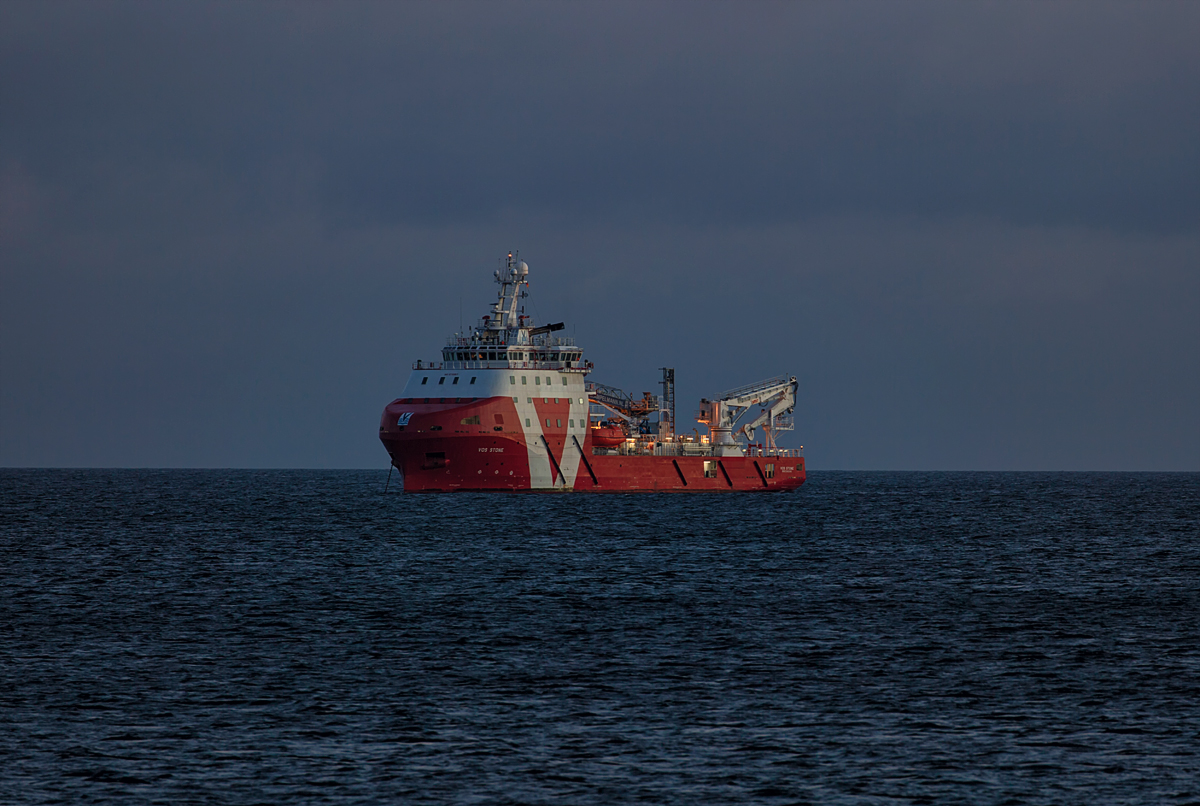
413, 360, 594, 372
593, 442, 804, 458
719, 374, 792, 401
444, 336, 579, 347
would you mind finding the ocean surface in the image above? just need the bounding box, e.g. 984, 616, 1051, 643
2, 470, 1198, 804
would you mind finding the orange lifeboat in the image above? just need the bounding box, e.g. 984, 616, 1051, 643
590, 424, 625, 448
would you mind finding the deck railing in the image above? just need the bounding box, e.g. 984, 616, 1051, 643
593, 442, 804, 459
413, 360, 594, 372
444, 335, 578, 348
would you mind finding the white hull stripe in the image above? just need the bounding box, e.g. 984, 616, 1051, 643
514, 396, 556, 489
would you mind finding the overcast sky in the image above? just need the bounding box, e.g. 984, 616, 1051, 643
2, 1, 1197, 470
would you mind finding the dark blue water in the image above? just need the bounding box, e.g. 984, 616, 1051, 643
2, 470, 1198, 804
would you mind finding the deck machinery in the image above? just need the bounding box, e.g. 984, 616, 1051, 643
587, 372, 797, 457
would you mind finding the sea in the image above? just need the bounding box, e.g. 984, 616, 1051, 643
2, 470, 1198, 804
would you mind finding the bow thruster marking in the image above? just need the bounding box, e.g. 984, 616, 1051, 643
541, 434, 565, 485
572, 435, 599, 485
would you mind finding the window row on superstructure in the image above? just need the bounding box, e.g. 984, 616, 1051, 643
414, 373, 582, 387
439, 349, 583, 365
420, 375, 478, 386
405, 368, 587, 399
413, 360, 591, 373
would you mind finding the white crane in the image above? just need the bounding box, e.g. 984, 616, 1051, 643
698, 375, 798, 456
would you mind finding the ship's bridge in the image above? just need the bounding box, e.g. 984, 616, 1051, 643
411, 252, 591, 374
435, 336, 587, 372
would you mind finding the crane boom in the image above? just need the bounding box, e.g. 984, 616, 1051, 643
698, 375, 798, 454
735, 378, 798, 446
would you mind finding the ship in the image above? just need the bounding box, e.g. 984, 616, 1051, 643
378, 253, 806, 492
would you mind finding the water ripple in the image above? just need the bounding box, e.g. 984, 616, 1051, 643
2, 470, 1198, 804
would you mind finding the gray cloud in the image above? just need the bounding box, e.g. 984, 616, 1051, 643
5, 2, 1197, 232
1, 1, 1197, 469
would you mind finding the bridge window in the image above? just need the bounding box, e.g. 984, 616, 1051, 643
535, 377, 541, 385
510, 375, 515, 384
545, 377, 552, 386
452, 377, 459, 384
421, 377, 428, 385
562, 377, 568, 385
470, 377, 476, 384
569, 419, 575, 428
438, 377, 445, 385
556, 419, 562, 428
525, 418, 531, 427
545, 419, 551, 428
521, 376, 527, 384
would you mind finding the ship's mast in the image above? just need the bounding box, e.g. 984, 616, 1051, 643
489, 251, 529, 339
659, 367, 675, 442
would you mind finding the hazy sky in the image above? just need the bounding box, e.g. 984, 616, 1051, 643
2, 1, 1197, 470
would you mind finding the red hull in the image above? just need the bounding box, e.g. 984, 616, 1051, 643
380, 396, 805, 493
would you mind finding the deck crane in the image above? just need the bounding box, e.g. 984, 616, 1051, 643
697, 375, 798, 456
586, 369, 676, 440
586, 382, 659, 436
589, 384, 659, 420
